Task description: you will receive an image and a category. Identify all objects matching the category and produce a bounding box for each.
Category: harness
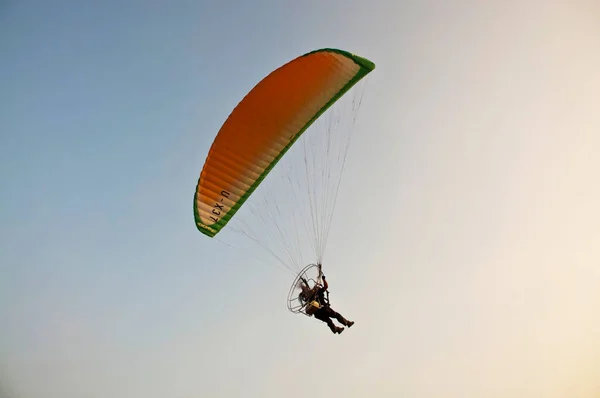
[301,277,330,315]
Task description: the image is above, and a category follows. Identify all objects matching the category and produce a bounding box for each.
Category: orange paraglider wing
[194,48,375,237]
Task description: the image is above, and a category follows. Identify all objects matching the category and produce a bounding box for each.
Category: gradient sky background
[1,1,600,397]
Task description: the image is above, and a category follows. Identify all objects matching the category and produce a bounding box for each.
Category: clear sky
[1,1,600,397]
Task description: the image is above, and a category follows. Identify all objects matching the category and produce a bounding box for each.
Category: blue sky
[2,1,600,397]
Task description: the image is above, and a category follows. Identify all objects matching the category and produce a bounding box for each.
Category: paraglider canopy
[194,48,375,238]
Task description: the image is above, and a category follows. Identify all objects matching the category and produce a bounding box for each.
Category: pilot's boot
[335,313,354,328]
[326,320,339,334]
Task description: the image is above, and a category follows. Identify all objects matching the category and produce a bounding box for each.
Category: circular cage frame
[286,263,324,316]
